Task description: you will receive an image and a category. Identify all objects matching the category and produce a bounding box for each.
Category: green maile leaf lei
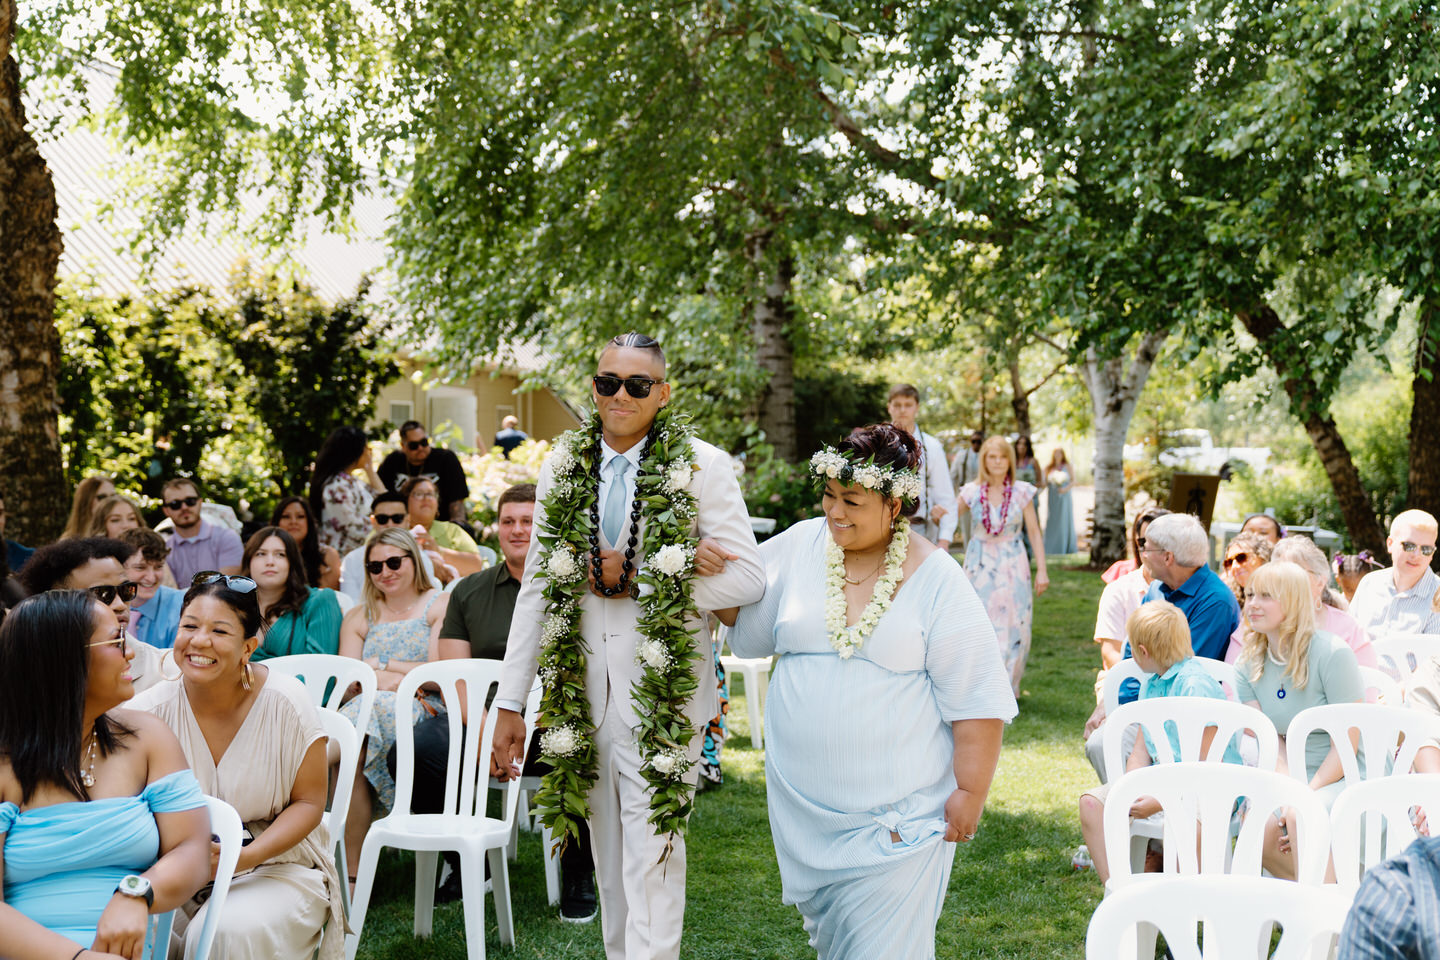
[530,406,701,859]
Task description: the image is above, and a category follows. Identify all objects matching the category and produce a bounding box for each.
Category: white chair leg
[460,851,489,960]
[344,838,384,960]
[508,813,520,861]
[335,840,352,919]
[542,822,560,906]
[1128,834,1148,876]
[489,845,515,946]
[749,666,768,750]
[413,851,439,939]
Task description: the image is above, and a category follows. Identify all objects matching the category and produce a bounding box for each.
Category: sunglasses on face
[89,581,140,605]
[87,633,129,655]
[163,495,200,511]
[405,437,430,451]
[190,571,259,593]
[1400,541,1438,557]
[373,512,407,525]
[366,555,411,575]
[592,375,663,399]
[1223,553,1250,568]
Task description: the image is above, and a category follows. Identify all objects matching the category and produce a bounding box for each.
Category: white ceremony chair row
[143,795,243,960]
[1371,633,1440,693]
[719,646,771,751]
[1329,772,1440,898]
[1282,702,1440,785]
[1100,658,1238,717]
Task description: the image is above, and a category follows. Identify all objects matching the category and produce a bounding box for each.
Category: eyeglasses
[87,634,129,655]
[88,581,140,605]
[1135,537,1146,551]
[190,572,258,594]
[593,375,663,399]
[1400,541,1438,557]
[163,495,199,511]
[405,437,430,451]
[1223,553,1250,568]
[366,555,411,575]
[409,489,439,500]
[373,512,407,525]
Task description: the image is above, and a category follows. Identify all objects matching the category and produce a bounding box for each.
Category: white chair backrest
[1103,763,1331,885]
[1102,657,1236,715]
[333,591,356,614]
[1101,696,1277,781]
[1357,665,1404,705]
[1284,702,1440,783]
[1086,874,1350,960]
[393,660,535,826]
[264,654,377,739]
[318,709,360,844]
[1371,634,1440,687]
[1329,773,1440,896]
[194,796,243,960]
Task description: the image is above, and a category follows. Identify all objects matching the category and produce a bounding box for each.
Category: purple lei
[980,477,1014,536]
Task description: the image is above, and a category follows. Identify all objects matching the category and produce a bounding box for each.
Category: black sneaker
[435,856,487,904]
[559,871,598,924]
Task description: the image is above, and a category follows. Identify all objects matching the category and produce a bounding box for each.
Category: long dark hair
[240,527,309,622]
[0,591,135,803]
[270,497,324,587]
[309,426,369,520]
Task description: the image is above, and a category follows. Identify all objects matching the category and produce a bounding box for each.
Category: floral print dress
[960,481,1038,685]
[321,472,373,554]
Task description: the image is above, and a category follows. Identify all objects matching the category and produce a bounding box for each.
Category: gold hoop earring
[242,660,254,691]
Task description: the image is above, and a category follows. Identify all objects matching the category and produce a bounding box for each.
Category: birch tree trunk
[0,0,68,544]
[1078,329,1169,566]
[750,250,798,460]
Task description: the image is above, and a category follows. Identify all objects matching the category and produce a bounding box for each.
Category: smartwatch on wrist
[115,873,154,909]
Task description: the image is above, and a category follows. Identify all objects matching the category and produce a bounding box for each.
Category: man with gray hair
[1138,513,1238,661]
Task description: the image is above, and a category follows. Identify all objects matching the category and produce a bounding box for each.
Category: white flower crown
[809,446,924,501]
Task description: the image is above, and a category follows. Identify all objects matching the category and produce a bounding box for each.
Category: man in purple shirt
[160,477,242,584]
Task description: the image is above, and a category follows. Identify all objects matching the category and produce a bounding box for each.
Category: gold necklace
[842,551,887,586]
[80,729,98,787]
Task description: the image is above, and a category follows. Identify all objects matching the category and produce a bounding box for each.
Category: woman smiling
[401,477,484,577]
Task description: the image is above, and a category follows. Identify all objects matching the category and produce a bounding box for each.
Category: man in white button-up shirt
[491,333,764,960]
[1351,509,1440,636]
[887,384,958,551]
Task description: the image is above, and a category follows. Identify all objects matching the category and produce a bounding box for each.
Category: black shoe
[559,871,598,924]
[435,856,487,904]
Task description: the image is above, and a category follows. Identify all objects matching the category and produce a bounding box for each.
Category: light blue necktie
[602,456,632,546]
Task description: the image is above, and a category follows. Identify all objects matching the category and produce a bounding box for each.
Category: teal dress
[0,769,206,947]
[1043,477,1077,556]
[251,587,344,660]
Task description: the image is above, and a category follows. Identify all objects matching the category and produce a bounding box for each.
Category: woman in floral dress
[309,425,386,555]
[956,436,1048,694]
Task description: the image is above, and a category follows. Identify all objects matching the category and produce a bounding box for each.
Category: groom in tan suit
[491,332,764,959]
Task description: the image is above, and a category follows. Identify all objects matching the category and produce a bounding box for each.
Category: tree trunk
[1078,329,1169,566]
[749,250,798,460]
[1008,355,1031,438]
[1408,299,1440,521]
[0,0,68,545]
[1235,304,1386,555]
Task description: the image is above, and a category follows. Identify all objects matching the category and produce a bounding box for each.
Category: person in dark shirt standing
[390,482,598,921]
[493,415,529,459]
[377,420,472,527]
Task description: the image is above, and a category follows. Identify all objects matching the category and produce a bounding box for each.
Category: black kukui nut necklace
[588,429,654,597]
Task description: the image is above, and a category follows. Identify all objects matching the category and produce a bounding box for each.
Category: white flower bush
[540,724,583,759]
[650,543,690,577]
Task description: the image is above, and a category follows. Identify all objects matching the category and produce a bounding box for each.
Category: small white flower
[854,465,884,489]
[665,462,694,494]
[545,547,582,583]
[892,474,923,500]
[547,438,576,476]
[651,543,689,577]
[540,724,583,759]
[541,614,572,645]
[636,638,672,670]
[648,747,690,778]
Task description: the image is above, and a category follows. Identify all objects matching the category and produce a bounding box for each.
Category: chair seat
[370,813,513,846]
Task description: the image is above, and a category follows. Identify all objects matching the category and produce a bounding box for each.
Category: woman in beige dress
[132,572,343,960]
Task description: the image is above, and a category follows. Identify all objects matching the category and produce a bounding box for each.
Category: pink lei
[980,478,1014,536]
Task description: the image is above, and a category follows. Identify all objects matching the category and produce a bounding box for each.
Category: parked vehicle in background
[1123,429,1270,473]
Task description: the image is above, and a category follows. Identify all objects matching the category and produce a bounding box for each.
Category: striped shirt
[1338,836,1440,959]
[1350,566,1440,637]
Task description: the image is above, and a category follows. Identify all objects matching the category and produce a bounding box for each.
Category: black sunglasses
[1223,553,1250,568]
[163,495,200,511]
[372,512,407,525]
[89,581,140,605]
[593,375,663,399]
[405,437,430,451]
[190,571,258,594]
[366,555,411,575]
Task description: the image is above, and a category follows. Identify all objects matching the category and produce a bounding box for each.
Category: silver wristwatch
[115,873,154,909]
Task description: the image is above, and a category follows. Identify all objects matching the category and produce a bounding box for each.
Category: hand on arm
[693,538,738,577]
[944,718,1004,843]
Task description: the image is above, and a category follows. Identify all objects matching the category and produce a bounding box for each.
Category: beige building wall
[372,360,580,450]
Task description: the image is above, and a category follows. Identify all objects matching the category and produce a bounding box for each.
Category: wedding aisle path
[356,563,1104,959]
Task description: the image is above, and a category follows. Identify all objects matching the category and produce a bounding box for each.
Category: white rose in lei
[636,638,671,670]
[666,462,693,494]
[651,543,689,577]
[546,547,581,583]
[541,725,581,758]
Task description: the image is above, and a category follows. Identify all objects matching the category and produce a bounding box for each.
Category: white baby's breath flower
[547,438,576,476]
[651,544,689,577]
[892,474,923,500]
[635,638,672,670]
[541,614,572,645]
[540,725,583,759]
[648,747,690,778]
[853,465,884,489]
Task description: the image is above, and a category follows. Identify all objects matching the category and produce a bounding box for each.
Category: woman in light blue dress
[1042,448,1078,557]
[0,590,210,958]
[725,424,1016,960]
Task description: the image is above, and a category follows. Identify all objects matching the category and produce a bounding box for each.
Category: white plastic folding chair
[1358,665,1404,705]
[1371,634,1440,691]
[1284,702,1440,784]
[1329,773,1440,899]
[317,708,361,917]
[1086,874,1350,960]
[500,682,559,906]
[346,660,536,960]
[1101,657,1238,715]
[265,653,378,743]
[718,647,771,750]
[172,795,243,960]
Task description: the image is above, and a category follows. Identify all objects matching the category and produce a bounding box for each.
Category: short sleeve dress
[320,472,374,555]
[728,517,1017,960]
[959,480,1038,686]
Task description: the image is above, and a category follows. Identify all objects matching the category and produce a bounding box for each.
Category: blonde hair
[1126,601,1193,669]
[1237,562,1317,690]
[60,475,116,540]
[360,527,432,622]
[1271,535,1344,609]
[1391,509,1439,537]
[975,436,1017,486]
[86,494,147,537]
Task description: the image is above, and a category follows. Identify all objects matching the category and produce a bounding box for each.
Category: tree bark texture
[1234,304,1385,556]
[0,0,68,545]
[1008,355,1032,439]
[750,252,798,461]
[1408,300,1440,523]
[1078,329,1169,567]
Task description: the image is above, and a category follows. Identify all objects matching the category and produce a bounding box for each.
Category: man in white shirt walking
[887,384,958,551]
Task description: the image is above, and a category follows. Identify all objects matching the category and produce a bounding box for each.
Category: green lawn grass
[356,561,1104,959]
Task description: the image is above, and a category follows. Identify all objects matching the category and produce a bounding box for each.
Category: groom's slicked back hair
[603,332,666,373]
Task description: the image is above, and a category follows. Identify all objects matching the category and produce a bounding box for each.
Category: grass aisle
[357,563,1104,958]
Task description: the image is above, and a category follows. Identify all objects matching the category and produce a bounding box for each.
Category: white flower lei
[824,516,910,659]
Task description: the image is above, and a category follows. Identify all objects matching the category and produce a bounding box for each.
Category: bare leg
[345,759,374,891]
[1261,808,1297,880]
[1079,792,1111,884]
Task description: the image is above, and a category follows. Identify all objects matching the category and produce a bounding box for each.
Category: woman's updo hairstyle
[836,423,922,517]
[182,576,266,638]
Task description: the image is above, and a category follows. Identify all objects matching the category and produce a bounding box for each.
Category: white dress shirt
[915,429,958,543]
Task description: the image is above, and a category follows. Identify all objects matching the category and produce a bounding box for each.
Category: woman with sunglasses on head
[130,573,343,960]
[401,476,484,577]
[241,527,343,661]
[60,476,117,541]
[309,426,385,557]
[271,497,341,591]
[336,527,448,876]
[0,590,211,960]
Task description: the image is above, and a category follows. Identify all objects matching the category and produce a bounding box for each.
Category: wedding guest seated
[21,537,169,693]
[378,420,472,526]
[1350,509,1440,636]
[310,426,387,557]
[1338,835,1440,959]
[1139,514,1239,661]
[1334,551,1383,604]
[403,476,484,577]
[87,494,145,540]
[337,492,440,601]
[272,497,341,591]
[160,479,244,584]
[60,475,117,541]
[132,573,343,959]
[1241,512,1285,544]
[1221,531,1273,608]
[1270,536,1375,667]
[241,527,344,660]
[1078,601,1243,884]
[0,590,211,958]
[337,528,448,877]
[119,528,185,650]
